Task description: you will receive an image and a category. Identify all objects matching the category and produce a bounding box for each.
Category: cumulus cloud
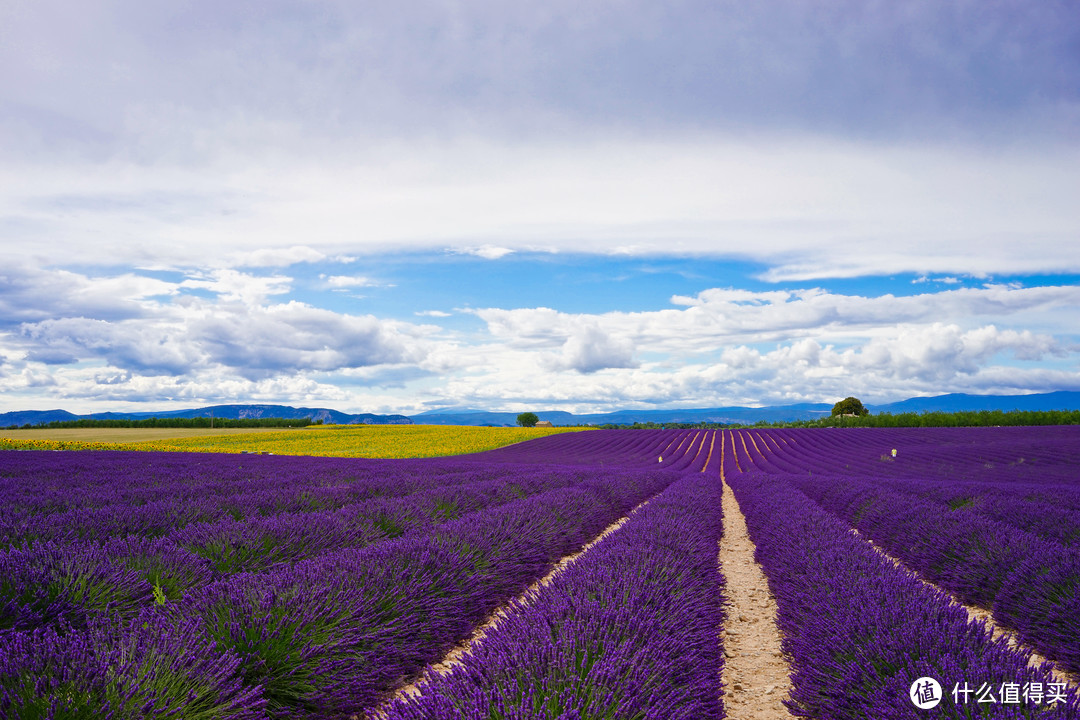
[3,259,1078,413]
[180,269,292,305]
[420,285,1080,410]
[544,325,638,374]
[456,246,515,260]
[0,264,177,326]
[6,278,442,392]
[189,301,424,380]
[1,367,355,409]
[19,317,199,375]
[475,284,1080,356]
[422,321,1076,412]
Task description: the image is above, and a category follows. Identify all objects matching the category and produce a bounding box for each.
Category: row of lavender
[750,426,1080,678]
[0,451,600,544]
[383,473,728,719]
[495,425,1080,716]
[759,425,1080,497]
[725,426,1080,547]
[728,472,1080,719]
[477,428,717,472]
[1,458,638,631]
[790,472,1080,679]
[0,448,678,718]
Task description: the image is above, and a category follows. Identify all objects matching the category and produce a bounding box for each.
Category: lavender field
[2,426,1080,718]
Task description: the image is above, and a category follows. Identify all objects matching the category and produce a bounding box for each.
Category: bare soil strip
[851,528,1080,690]
[690,430,708,466]
[719,478,797,719]
[671,431,693,457]
[731,432,745,473]
[701,430,717,472]
[365,496,655,718]
[738,432,761,472]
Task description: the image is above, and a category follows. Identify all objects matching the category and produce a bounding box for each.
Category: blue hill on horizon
[0,404,412,427]
[3,391,1079,428]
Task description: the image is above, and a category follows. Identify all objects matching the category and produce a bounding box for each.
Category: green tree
[831,397,869,417]
[516,412,539,427]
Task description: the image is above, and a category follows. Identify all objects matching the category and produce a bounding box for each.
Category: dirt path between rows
[719,479,797,720]
[852,528,1080,691]
[363,496,654,719]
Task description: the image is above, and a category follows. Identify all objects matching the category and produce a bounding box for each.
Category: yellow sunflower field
[0,424,591,458]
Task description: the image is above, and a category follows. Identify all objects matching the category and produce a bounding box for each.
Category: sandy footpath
[719,479,797,719]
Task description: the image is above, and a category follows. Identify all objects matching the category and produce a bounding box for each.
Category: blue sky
[1,1,1079,414]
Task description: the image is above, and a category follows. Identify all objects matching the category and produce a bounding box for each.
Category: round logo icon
[910,677,943,709]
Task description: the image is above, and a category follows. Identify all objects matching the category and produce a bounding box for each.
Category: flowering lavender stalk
[383,473,726,720]
[729,473,1080,719]
[792,474,1080,677]
[0,541,153,632]
[172,477,672,718]
[0,609,266,719]
[166,471,581,575]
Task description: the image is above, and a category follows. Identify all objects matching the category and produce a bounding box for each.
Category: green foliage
[831,397,869,417]
[516,412,539,428]
[597,408,1080,430]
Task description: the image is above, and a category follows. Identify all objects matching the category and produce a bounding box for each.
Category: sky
[2,0,1079,415]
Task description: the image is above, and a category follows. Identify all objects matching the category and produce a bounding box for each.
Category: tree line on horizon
[592,408,1080,430]
[4,417,313,430]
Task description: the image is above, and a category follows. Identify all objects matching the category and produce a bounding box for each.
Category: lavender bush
[729,472,1080,719]
[383,473,727,720]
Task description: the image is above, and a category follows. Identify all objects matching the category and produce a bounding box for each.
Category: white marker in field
[892,448,897,457]
[658,456,663,463]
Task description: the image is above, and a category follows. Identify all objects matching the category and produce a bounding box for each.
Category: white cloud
[414,321,1076,412]
[3,137,1078,279]
[319,274,394,289]
[180,269,292,305]
[0,264,177,324]
[228,245,325,268]
[3,263,1078,413]
[840,324,1061,383]
[544,325,637,374]
[456,246,515,260]
[20,317,199,375]
[189,301,427,380]
[474,284,1080,356]
[4,2,1077,414]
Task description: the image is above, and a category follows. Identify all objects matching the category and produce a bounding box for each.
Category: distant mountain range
[410,403,835,426]
[0,404,412,427]
[3,391,1079,429]
[412,391,1080,426]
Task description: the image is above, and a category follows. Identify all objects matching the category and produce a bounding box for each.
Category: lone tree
[831,397,869,417]
[516,412,539,427]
